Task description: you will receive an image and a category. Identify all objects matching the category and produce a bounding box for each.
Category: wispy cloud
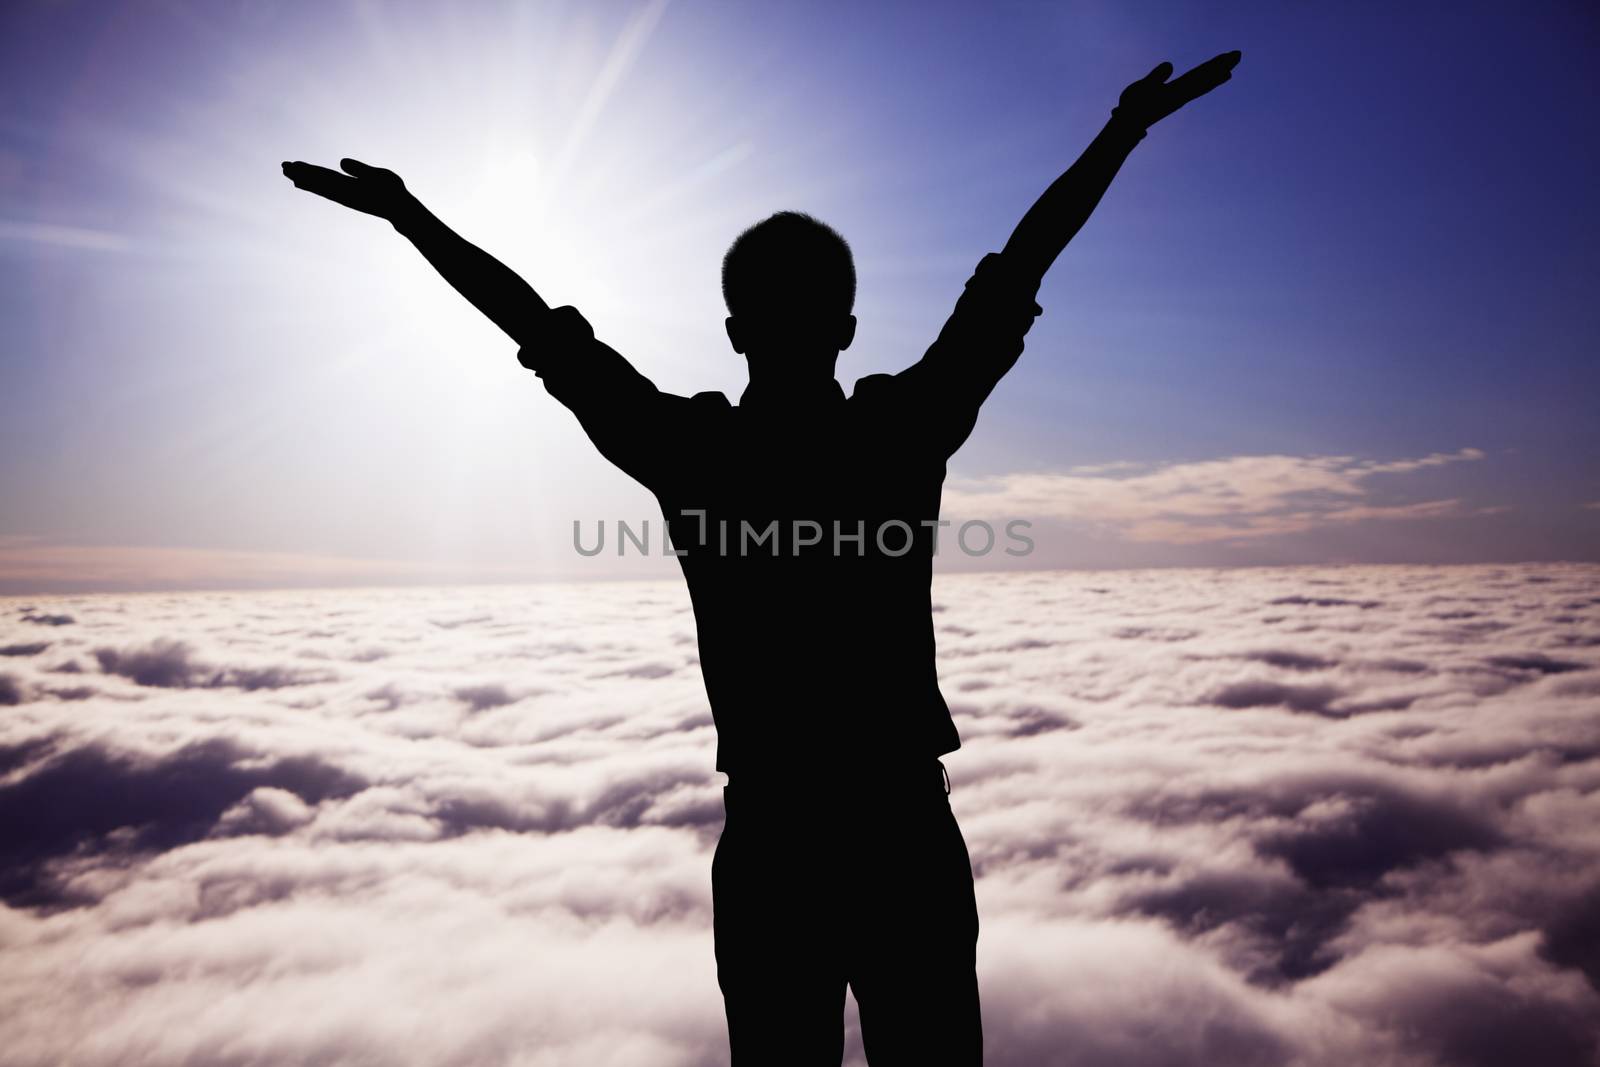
[0,537,545,593]
[943,449,1491,544]
[0,219,129,252]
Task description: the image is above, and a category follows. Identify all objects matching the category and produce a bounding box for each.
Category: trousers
[712,762,982,1065]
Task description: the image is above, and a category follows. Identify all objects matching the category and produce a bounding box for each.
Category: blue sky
[2,0,1596,590]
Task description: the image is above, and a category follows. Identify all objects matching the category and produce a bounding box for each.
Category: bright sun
[84,0,888,575]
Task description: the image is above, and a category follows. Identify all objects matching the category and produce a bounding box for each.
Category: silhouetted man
[285,52,1239,1066]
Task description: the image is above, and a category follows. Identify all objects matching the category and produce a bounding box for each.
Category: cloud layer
[1,563,1598,1065]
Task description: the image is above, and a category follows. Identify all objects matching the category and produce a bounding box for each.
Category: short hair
[721,211,856,319]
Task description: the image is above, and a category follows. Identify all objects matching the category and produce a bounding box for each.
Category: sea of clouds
[2,563,1598,1066]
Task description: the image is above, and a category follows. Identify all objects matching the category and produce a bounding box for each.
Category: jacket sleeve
[519,305,680,490]
[891,252,1045,459]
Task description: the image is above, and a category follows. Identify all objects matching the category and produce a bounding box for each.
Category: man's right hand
[281,158,418,223]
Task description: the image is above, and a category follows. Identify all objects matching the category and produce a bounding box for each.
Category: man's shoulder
[848,372,903,402]
[636,388,731,413]
[688,389,733,409]
[656,389,733,432]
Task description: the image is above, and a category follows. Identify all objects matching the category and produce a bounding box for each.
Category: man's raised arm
[281,157,557,350]
[281,158,675,487]
[897,52,1240,459]
[1001,51,1241,286]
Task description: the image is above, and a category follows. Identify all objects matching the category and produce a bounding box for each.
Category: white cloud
[943,448,1490,544]
[0,563,1597,1065]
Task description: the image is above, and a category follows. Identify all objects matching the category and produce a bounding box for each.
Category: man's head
[722,212,857,370]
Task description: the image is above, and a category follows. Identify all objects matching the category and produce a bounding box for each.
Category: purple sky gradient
[2,1,1597,592]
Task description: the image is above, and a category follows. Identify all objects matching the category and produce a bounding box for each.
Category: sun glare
[218,3,784,475]
[44,0,889,574]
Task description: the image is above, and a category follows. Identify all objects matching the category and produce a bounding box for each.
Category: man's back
[530,253,1046,778]
[660,373,956,775]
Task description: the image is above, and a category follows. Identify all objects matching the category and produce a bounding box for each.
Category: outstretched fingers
[1167,50,1242,103]
[1141,60,1175,87]
[280,160,374,213]
[340,158,384,178]
[283,161,344,187]
[282,162,352,192]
